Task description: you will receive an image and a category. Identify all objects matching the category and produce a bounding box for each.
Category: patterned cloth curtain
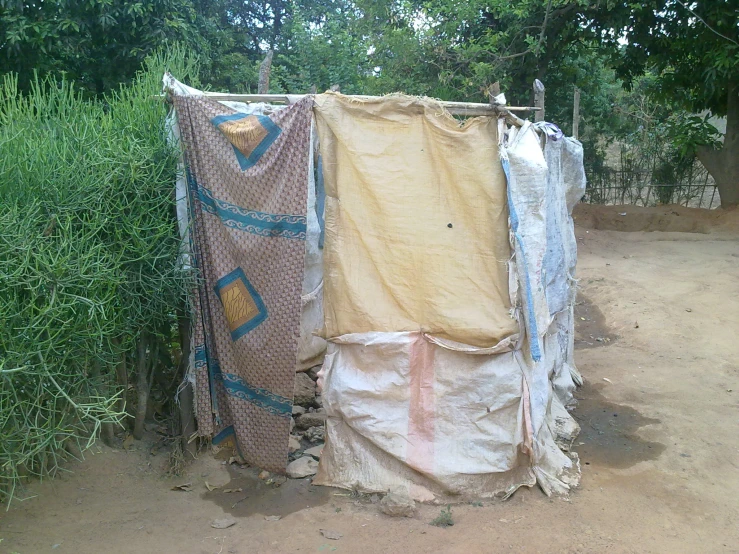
[173,95,313,472]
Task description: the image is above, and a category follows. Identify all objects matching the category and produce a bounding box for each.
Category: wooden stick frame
[161,90,537,126]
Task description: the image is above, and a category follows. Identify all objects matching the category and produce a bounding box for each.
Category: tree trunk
[146,338,160,420]
[89,355,116,447]
[258,50,274,95]
[133,332,149,440]
[114,341,129,429]
[101,423,115,447]
[697,80,739,208]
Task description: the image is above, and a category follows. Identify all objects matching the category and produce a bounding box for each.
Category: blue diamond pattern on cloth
[211,113,282,171]
[214,267,268,340]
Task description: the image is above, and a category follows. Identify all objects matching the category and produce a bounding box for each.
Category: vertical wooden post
[176,310,196,458]
[258,50,274,94]
[487,82,502,111]
[533,79,545,122]
[572,86,581,139]
[179,383,197,458]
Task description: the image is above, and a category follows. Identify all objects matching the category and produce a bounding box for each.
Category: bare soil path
[2,206,738,554]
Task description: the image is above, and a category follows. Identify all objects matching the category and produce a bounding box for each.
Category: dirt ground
[2,205,738,554]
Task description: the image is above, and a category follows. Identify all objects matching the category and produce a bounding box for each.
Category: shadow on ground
[573,382,665,469]
[574,292,619,349]
[204,465,334,517]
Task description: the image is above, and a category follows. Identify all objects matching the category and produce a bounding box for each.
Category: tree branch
[674,0,739,47]
[538,0,554,53]
[498,49,533,61]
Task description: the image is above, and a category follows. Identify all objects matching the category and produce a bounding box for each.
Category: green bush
[0,48,197,504]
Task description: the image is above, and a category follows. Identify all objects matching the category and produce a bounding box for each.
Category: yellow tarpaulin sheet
[314,93,518,347]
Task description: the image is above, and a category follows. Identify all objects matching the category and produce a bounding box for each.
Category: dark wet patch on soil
[575,293,618,349]
[204,466,334,518]
[573,382,665,469]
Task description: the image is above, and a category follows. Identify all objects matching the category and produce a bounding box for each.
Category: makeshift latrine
[166,74,586,500]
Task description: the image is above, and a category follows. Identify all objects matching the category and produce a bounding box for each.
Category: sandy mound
[573,203,739,233]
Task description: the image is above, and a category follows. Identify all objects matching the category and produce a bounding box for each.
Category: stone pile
[285,364,325,479]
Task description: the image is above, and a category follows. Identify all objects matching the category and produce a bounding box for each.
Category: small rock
[211,517,237,529]
[380,493,417,518]
[288,435,301,453]
[304,444,324,459]
[370,494,380,504]
[295,412,327,430]
[314,394,323,407]
[264,515,281,521]
[307,365,321,381]
[258,470,270,480]
[293,373,316,407]
[292,405,306,416]
[286,456,319,478]
[320,529,342,540]
[304,426,325,443]
[290,418,295,433]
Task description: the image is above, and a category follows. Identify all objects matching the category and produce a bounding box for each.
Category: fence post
[572,86,580,139]
[533,79,545,122]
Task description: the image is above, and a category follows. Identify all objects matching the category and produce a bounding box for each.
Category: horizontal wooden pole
[161,92,540,114]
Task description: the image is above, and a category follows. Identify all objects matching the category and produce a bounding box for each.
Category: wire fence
[584,167,719,209]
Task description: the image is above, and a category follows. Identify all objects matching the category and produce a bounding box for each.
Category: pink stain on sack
[407,333,436,475]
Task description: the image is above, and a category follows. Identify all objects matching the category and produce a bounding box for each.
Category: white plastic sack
[314,332,535,500]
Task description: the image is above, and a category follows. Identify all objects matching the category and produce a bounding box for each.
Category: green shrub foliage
[0,49,197,503]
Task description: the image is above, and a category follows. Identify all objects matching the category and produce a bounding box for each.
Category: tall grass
[0,47,198,504]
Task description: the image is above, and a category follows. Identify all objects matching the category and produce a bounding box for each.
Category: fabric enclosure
[168,77,585,498]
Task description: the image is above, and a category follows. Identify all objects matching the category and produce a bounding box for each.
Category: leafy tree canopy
[2,0,738,204]
[0,0,209,94]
